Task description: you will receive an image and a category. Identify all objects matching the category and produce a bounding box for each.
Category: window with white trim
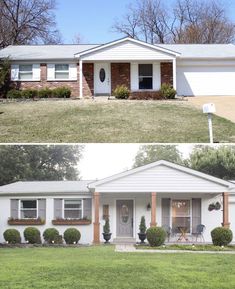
[138,64,153,89]
[20,200,37,219]
[172,200,190,233]
[64,199,83,219]
[19,64,33,80]
[55,64,69,80]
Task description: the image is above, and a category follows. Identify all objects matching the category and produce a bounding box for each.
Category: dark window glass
[139,64,152,76]
[99,68,106,82]
[139,64,153,89]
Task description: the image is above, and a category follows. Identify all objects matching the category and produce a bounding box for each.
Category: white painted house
[1,37,235,97]
[0,160,234,244]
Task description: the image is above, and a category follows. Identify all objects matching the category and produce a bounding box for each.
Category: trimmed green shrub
[43,228,60,244]
[64,228,81,244]
[113,85,130,99]
[7,89,22,99]
[146,227,166,247]
[211,227,233,246]
[160,83,176,99]
[21,89,38,99]
[23,227,41,244]
[38,87,52,98]
[52,87,71,98]
[139,216,147,233]
[3,229,21,244]
[103,218,110,234]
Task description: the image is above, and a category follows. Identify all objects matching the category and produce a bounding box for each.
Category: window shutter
[11,64,19,81]
[32,64,41,81]
[54,199,63,219]
[69,63,77,80]
[38,199,46,220]
[161,198,170,228]
[83,198,92,219]
[10,199,19,218]
[47,64,55,80]
[192,198,201,234]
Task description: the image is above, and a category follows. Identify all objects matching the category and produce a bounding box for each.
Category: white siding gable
[81,41,175,61]
[94,164,229,193]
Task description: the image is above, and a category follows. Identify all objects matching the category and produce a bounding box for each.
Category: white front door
[94,63,111,95]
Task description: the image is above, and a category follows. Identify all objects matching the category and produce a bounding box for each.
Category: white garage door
[177,66,235,96]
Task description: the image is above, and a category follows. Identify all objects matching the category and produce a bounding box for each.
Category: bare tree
[112,0,235,44]
[0,0,62,48]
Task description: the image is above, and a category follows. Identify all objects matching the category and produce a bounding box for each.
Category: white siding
[81,41,175,61]
[95,164,228,193]
[177,60,235,96]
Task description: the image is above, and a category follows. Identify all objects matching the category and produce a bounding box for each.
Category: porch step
[113,238,136,245]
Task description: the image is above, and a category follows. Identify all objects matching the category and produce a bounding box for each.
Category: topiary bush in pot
[3,229,21,244]
[146,226,166,247]
[113,85,130,99]
[64,228,81,244]
[211,227,233,246]
[160,83,176,99]
[43,228,60,244]
[24,227,41,244]
[103,218,112,244]
[138,216,147,244]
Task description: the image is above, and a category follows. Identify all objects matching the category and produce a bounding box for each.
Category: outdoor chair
[193,224,206,242]
[162,225,172,242]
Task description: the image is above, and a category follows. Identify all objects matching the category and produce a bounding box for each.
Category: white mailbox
[203,103,216,114]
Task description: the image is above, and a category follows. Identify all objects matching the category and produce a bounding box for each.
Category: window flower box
[8,218,45,225]
[52,219,91,225]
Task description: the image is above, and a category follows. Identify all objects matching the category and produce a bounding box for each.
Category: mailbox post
[202,103,216,143]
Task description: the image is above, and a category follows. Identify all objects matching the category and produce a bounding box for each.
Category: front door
[116,200,133,237]
[94,63,111,95]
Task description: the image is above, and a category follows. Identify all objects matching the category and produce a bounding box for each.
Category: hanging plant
[214,202,221,210]
[208,202,221,211]
[208,203,216,211]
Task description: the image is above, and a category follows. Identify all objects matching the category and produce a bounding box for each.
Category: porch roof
[89,160,232,194]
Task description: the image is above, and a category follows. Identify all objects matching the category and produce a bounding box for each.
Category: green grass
[0,99,235,142]
[0,246,235,289]
[136,244,235,251]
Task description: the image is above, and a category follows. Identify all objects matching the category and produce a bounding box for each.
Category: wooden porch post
[93,192,100,244]
[222,192,230,228]
[150,192,157,227]
[172,58,177,91]
[79,59,83,99]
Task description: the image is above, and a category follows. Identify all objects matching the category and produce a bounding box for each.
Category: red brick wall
[14,63,94,98]
[160,62,173,86]
[111,63,130,93]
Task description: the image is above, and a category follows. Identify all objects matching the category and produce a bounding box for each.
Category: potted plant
[138,216,147,244]
[102,218,112,244]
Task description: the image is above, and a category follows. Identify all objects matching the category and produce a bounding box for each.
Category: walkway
[186,96,235,123]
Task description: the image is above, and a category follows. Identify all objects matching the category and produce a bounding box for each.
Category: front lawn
[136,244,235,251]
[0,99,235,142]
[0,246,234,288]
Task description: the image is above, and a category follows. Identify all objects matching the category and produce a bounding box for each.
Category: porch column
[93,192,100,244]
[222,192,230,228]
[150,192,157,227]
[79,59,83,99]
[172,58,177,91]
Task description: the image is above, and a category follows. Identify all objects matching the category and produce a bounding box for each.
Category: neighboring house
[0,160,234,244]
[1,37,235,97]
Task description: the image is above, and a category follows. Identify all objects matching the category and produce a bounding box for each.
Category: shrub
[24,227,41,244]
[38,87,52,98]
[113,85,130,99]
[146,227,166,247]
[0,58,11,98]
[64,228,81,244]
[43,228,60,244]
[160,83,176,99]
[52,87,71,98]
[7,89,22,99]
[211,227,233,246]
[3,229,21,244]
[103,218,110,234]
[139,216,146,234]
[21,89,38,99]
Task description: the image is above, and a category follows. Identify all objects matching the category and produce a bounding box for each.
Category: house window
[20,200,37,219]
[64,199,82,219]
[19,64,33,80]
[172,200,190,233]
[55,64,69,79]
[138,64,153,89]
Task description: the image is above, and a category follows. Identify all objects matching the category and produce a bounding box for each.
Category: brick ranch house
[0,160,234,244]
[1,37,235,97]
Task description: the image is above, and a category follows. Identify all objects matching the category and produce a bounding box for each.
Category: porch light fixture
[147,203,151,211]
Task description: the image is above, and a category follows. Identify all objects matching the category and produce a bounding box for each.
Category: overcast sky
[79,144,195,180]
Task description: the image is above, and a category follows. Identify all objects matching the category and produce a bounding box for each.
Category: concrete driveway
[186,96,235,123]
